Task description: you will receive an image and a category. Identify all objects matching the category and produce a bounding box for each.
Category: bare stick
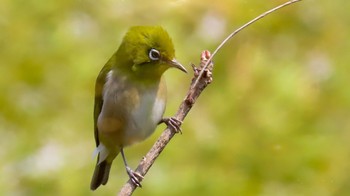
[118,0,302,195]
[192,0,303,89]
[118,51,214,196]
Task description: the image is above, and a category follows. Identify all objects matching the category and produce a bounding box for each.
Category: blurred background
[1,0,349,195]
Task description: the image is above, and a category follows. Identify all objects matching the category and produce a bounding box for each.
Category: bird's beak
[168,59,187,73]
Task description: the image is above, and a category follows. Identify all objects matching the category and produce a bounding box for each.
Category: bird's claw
[161,117,183,134]
[126,166,144,187]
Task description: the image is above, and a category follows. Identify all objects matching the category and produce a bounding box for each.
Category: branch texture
[118,0,302,195]
[118,51,214,196]
[192,0,302,88]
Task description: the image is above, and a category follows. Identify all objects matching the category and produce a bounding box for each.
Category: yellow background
[1,0,349,195]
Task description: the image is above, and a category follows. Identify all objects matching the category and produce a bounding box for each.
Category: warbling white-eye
[90,26,187,190]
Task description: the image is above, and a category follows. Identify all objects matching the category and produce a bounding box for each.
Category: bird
[90,26,187,190]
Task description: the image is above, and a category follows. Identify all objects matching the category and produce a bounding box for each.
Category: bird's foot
[126,166,144,187]
[160,117,183,134]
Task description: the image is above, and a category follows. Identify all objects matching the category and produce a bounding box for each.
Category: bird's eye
[149,48,161,61]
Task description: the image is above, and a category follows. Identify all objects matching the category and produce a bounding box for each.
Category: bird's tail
[90,159,112,190]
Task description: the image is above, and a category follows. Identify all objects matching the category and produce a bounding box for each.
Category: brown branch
[118,50,213,196]
[118,0,302,195]
[192,0,302,88]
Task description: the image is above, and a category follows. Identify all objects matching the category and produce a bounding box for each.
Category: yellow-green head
[111,26,187,80]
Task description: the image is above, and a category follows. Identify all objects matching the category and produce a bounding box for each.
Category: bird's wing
[93,64,112,146]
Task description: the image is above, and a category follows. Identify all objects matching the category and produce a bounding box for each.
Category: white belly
[98,70,166,147]
[125,90,165,144]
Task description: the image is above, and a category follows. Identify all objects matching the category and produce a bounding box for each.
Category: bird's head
[118,26,187,80]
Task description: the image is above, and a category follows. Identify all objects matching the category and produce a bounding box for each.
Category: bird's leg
[159,117,183,134]
[120,148,144,187]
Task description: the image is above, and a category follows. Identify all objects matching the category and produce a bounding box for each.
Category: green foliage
[1,0,350,195]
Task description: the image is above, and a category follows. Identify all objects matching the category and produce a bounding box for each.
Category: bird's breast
[126,89,165,142]
[98,70,167,146]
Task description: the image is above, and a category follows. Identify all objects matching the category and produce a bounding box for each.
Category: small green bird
[90,26,187,190]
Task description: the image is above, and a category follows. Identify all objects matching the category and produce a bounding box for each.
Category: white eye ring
[149,48,161,61]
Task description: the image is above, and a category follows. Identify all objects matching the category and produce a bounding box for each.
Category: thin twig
[118,0,302,195]
[118,51,214,196]
[191,0,303,89]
